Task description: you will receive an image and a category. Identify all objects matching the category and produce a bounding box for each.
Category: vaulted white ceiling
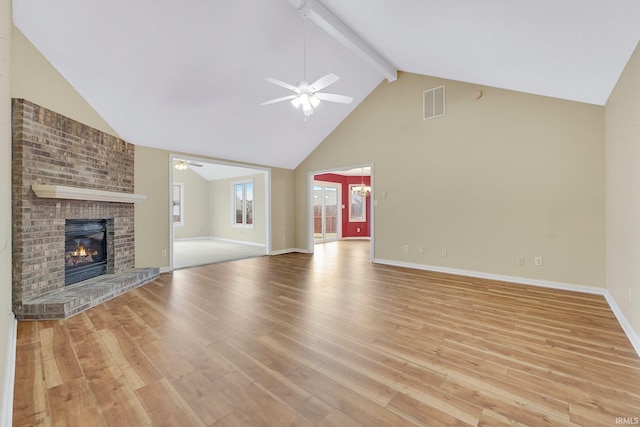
[12,0,640,169]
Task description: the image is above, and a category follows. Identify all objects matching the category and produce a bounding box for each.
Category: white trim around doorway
[169,154,271,271]
[307,163,374,262]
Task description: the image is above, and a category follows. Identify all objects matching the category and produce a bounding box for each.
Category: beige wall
[134,146,172,268]
[1,0,13,416]
[11,25,116,136]
[271,167,297,251]
[173,168,211,239]
[296,72,605,288]
[606,42,640,336]
[210,173,267,245]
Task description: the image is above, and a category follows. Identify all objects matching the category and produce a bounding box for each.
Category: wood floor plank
[65,313,153,426]
[214,371,308,427]
[135,378,206,427]
[169,370,236,425]
[317,410,362,427]
[212,409,259,427]
[128,291,234,381]
[287,364,416,427]
[387,391,475,427]
[137,338,197,382]
[13,323,50,427]
[46,377,106,427]
[39,323,83,388]
[212,337,332,424]
[13,241,640,426]
[96,328,163,390]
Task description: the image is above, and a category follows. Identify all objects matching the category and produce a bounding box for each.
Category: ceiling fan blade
[314,92,353,104]
[265,78,299,93]
[261,95,298,106]
[309,73,339,92]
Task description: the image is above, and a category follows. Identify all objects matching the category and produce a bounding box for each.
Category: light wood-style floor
[13,241,640,426]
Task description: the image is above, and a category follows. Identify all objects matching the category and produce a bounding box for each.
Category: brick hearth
[12,99,158,320]
[20,269,159,320]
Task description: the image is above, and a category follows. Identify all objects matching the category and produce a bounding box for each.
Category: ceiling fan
[174,159,203,170]
[261,10,353,119]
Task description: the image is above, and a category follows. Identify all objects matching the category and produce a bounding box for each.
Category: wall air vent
[423,85,445,120]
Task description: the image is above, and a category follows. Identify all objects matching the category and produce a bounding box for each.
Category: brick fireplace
[12,99,158,320]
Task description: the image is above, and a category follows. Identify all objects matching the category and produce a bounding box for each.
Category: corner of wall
[2,0,14,423]
[604,41,640,348]
[0,314,16,427]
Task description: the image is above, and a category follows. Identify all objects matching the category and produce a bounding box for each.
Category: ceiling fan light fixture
[302,105,314,118]
[300,93,313,110]
[261,12,352,119]
[174,160,188,170]
[291,93,320,117]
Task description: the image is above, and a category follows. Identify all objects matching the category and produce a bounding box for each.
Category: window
[233,180,253,227]
[172,183,184,226]
[348,185,366,222]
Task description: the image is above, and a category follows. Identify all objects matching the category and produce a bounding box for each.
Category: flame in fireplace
[71,243,97,257]
[65,242,99,266]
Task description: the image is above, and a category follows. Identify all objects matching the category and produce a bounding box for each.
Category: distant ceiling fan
[261,10,353,119]
[174,159,203,170]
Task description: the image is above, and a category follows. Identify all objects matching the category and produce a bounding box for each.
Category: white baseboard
[208,237,265,248]
[159,266,172,274]
[173,236,210,242]
[1,313,16,427]
[373,257,640,358]
[174,240,309,256]
[603,291,640,357]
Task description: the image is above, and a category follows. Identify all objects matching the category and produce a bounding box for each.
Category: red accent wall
[314,173,371,238]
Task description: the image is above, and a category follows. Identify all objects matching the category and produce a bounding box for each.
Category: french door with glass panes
[313,181,341,242]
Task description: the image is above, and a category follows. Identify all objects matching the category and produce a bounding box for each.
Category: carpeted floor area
[173,238,266,269]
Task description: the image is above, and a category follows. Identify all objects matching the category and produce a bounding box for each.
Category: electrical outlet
[441,248,448,257]
[403,245,409,253]
[357,227,360,232]
[517,257,524,265]
[534,256,543,266]
[161,249,167,257]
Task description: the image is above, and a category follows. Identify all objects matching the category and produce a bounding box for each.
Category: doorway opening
[309,165,373,260]
[169,154,271,270]
[314,181,341,242]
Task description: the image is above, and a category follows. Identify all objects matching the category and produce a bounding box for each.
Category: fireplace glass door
[64,219,108,285]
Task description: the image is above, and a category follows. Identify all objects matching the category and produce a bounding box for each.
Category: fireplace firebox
[65,219,108,285]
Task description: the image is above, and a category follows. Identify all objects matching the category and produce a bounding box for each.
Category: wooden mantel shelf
[31,184,147,203]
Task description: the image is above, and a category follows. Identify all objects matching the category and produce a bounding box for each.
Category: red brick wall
[11,99,136,312]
